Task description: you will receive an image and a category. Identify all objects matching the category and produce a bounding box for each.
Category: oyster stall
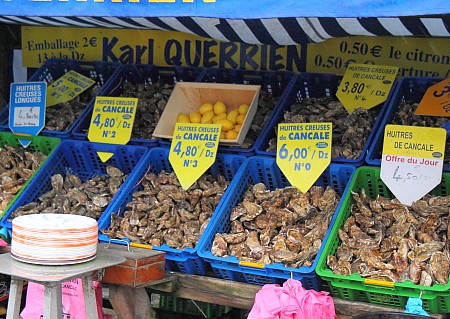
[0,1,449,318]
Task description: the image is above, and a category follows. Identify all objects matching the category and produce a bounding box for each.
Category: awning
[0,1,448,44]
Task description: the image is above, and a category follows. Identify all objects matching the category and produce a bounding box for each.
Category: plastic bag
[248,279,336,319]
[20,279,112,319]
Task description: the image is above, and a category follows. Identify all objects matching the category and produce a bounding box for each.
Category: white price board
[380,124,446,205]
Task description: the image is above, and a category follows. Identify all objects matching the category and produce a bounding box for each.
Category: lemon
[212,113,227,122]
[234,124,242,132]
[238,103,250,115]
[189,111,202,123]
[236,114,246,125]
[214,101,227,115]
[226,110,239,124]
[201,110,215,124]
[199,103,214,115]
[215,119,234,131]
[177,113,190,123]
[225,130,239,140]
[220,131,226,139]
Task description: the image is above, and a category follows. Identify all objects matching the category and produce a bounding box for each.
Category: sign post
[9,82,47,148]
[380,124,446,205]
[276,123,332,193]
[169,123,221,190]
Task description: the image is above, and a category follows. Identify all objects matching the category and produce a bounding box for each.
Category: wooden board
[145,272,446,319]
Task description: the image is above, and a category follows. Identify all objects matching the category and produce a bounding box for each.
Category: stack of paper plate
[11,214,98,265]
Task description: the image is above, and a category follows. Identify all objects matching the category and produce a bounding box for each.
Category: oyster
[45,86,99,132]
[211,184,339,268]
[328,190,450,286]
[0,146,47,214]
[10,166,127,220]
[102,171,229,249]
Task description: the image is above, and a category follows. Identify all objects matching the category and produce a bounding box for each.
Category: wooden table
[0,251,125,319]
[108,271,447,319]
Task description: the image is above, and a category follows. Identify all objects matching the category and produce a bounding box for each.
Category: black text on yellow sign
[380,125,445,206]
[276,122,332,193]
[307,36,450,78]
[169,123,221,190]
[336,63,398,114]
[46,70,95,107]
[21,26,302,72]
[88,96,138,162]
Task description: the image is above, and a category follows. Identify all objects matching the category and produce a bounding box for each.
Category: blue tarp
[0,0,448,19]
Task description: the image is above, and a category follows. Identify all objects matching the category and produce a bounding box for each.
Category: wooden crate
[152,82,260,145]
[99,243,166,287]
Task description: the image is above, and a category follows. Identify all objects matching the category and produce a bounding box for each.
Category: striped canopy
[0,0,448,44]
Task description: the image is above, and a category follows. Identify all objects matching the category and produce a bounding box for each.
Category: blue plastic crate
[0,58,121,139]
[254,73,392,166]
[366,76,447,169]
[159,68,295,156]
[197,157,355,289]
[0,140,149,230]
[98,147,246,275]
[72,64,206,146]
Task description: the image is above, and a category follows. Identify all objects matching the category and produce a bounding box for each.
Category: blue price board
[9,82,47,148]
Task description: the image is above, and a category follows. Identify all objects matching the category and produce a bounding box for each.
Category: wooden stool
[0,251,125,319]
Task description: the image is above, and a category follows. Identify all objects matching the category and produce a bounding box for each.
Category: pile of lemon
[177,101,250,139]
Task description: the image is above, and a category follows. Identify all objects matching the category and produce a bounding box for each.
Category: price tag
[336,63,398,114]
[276,123,332,193]
[380,124,446,205]
[88,96,138,162]
[169,123,221,190]
[9,82,47,148]
[46,70,95,107]
[415,78,450,116]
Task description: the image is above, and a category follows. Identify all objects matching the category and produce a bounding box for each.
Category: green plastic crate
[316,166,450,313]
[159,294,232,318]
[0,132,60,220]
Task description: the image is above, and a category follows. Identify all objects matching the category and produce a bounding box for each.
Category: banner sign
[21,27,449,79]
[307,36,450,78]
[21,27,302,71]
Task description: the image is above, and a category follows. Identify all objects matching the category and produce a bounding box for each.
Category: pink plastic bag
[20,279,112,319]
[248,279,336,319]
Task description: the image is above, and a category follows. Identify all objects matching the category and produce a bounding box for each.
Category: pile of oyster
[391,101,450,161]
[102,171,229,249]
[120,81,173,140]
[0,146,47,214]
[45,86,99,132]
[327,189,450,286]
[10,166,127,220]
[265,97,380,160]
[211,183,339,268]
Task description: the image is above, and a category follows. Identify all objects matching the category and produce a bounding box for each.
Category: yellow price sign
[336,63,398,114]
[46,70,95,107]
[88,96,138,162]
[415,78,450,116]
[381,124,445,205]
[169,123,221,190]
[276,123,332,193]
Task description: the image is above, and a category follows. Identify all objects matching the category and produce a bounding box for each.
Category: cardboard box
[99,243,166,287]
[152,82,260,145]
